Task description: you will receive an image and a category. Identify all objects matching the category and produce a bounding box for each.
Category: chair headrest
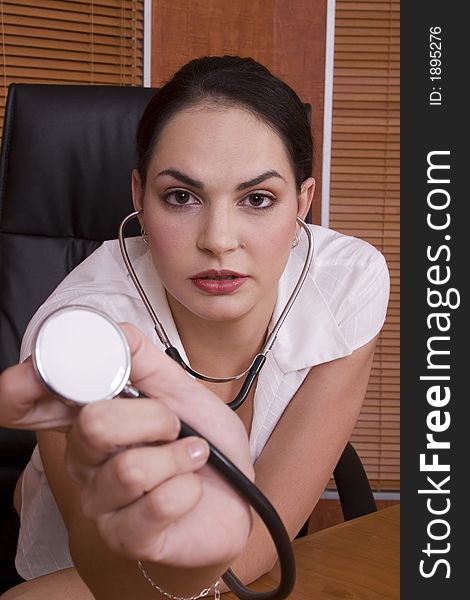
[0,84,157,240]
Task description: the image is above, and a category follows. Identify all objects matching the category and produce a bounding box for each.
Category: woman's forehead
[148,105,294,185]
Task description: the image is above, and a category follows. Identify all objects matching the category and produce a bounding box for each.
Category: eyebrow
[236,170,287,191]
[156,169,204,189]
[155,168,287,191]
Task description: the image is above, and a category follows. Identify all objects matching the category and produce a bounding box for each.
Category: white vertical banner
[143,0,152,87]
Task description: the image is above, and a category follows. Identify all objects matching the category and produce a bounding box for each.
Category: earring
[291,230,300,249]
[141,225,148,245]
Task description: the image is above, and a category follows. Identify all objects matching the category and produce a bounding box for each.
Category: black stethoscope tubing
[120,383,295,599]
[182,420,296,599]
[165,347,266,411]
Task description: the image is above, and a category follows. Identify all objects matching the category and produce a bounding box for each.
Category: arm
[224,336,378,585]
[35,324,254,599]
[37,430,229,599]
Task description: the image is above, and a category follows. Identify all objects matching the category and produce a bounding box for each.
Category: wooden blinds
[0,0,144,126]
[329,0,399,491]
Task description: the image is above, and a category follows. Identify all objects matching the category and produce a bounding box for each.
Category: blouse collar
[269,246,351,373]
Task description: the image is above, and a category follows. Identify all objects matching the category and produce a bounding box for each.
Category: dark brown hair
[136,56,314,191]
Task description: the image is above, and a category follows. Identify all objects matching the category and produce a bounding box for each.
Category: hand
[65,323,254,569]
[0,359,79,431]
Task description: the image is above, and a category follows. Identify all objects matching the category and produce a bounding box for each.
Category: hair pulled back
[136,56,314,191]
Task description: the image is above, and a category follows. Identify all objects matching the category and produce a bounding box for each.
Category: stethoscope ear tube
[178,420,296,599]
[164,348,267,411]
[227,355,266,411]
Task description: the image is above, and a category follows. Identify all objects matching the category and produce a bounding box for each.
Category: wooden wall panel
[151,0,327,223]
[273,0,327,220]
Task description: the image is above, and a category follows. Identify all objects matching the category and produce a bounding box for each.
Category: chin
[193,306,249,323]
[166,284,262,324]
[187,296,254,323]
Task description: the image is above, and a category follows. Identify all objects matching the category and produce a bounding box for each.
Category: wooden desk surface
[225,505,399,599]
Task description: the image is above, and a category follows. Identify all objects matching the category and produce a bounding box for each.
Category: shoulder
[307,224,387,274]
[309,225,389,312]
[52,238,142,294]
[20,238,151,360]
[273,226,389,372]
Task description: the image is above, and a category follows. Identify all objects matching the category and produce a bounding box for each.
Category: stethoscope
[32,213,314,600]
[119,211,314,410]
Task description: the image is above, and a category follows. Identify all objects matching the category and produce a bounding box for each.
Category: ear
[297,177,316,220]
[131,169,144,213]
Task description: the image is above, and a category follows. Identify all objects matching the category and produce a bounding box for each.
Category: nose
[197,204,240,256]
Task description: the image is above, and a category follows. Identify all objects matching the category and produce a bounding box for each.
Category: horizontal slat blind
[0,0,144,126]
[329,0,399,491]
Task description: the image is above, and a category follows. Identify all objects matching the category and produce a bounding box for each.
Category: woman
[0,56,389,598]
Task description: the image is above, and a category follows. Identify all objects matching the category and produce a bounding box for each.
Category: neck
[167,292,277,379]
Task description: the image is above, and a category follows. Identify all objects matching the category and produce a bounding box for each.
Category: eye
[241,193,276,209]
[163,189,200,208]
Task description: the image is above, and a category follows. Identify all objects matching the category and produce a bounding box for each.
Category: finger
[0,361,78,431]
[66,397,181,481]
[81,437,209,517]
[95,472,204,559]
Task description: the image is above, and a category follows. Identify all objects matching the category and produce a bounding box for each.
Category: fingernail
[187,440,208,462]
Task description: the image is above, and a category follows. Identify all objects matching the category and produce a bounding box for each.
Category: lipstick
[190,269,248,295]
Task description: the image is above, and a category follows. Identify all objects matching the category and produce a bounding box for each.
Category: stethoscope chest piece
[32,305,131,406]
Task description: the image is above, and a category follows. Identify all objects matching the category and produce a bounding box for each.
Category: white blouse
[16,224,390,579]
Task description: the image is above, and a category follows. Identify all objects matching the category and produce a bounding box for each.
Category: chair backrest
[0,83,157,371]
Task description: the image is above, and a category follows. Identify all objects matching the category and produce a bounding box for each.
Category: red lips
[191,269,246,279]
[190,269,248,294]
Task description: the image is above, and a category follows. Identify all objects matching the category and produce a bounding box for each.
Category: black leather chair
[0,84,375,592]
[0,83,156,593]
